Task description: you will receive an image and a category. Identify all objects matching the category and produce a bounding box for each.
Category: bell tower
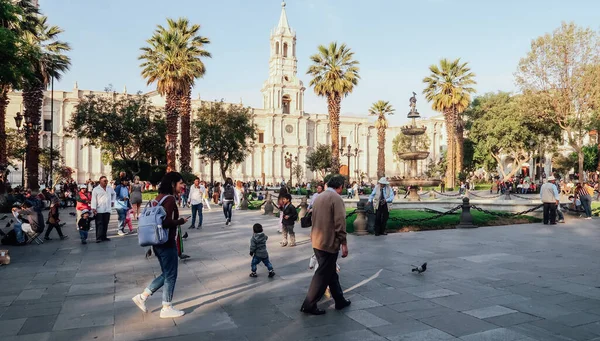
[261,2,305,115]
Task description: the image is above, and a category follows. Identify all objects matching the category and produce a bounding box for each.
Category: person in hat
[78,209,92,244]
[76,184,92,229]
[540,176,560,225]
[368,177,395,236]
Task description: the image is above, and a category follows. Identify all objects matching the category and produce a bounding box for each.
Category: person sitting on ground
[249,223,275,278]
[568,195,583,211]
[257,192,264,201]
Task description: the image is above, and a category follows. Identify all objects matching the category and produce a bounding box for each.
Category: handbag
[300,212,312,228]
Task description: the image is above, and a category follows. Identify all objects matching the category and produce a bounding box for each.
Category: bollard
[298,197,308,220]
[353,199,368,235]
[263,192,274,215]
[457,197,477,228]
[504,190,511,200]
[365,201,376,234]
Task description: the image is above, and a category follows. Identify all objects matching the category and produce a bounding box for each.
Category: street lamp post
[284,152,297,187]
[340,144,359,183]
[49,75,54,187]
[14,112,37,188]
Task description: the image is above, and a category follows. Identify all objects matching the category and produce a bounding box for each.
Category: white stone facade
[5,2,448,185]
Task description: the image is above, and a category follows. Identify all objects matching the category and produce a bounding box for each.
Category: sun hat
[81,209,90,215]
[548,176,556,181]
[378,177,390,185]
[79,184,86,189]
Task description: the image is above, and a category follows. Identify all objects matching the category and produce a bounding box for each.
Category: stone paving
[1,205,600,340]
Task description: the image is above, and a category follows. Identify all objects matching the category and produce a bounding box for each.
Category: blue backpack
[137,195,172,247]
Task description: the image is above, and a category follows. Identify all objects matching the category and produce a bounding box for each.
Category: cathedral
[5,2,447,185]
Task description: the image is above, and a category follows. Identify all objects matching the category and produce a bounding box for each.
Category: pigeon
[411,262,427,274]
[182,232,188,240]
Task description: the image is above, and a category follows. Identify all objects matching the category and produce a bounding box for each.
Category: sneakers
[179,254,190,260]
[585,217,593,220]
[132,294,148,313]
[225,219,230,226]
[117,230,126,236]
[249,272,258,277]
[160,305,185,319]
[60,235,69,240]
[558,220,565,223]
[268,270,275,278]
[188,225,196,229]
[227,219,231,225]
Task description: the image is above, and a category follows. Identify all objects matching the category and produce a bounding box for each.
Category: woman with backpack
[220,178,238,226]
[132,172,190,319]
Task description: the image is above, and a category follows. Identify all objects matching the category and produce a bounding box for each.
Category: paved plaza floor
[1,206,600,341]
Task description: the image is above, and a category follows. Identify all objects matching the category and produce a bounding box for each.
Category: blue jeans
[181,195,188,208]
[79,230,88,241]
[146,246,178,303]
[190,203,203,227]
[223,201,233,220]
[116,208,127,232]
[581,194,592,218]
[251,255,273,272]
[14,221,24,243]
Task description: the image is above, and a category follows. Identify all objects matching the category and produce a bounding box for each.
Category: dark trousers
[191,203,203,227]
[95,212,111,241]
[375,204,389,235]
[301,248,345,311]
[45,223,64,238]
[543,203,557,224]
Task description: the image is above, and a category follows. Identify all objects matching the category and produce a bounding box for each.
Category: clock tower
[261,2,305,115]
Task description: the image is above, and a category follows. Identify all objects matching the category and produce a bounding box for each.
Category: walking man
[187,177,204,229]
[540,176,559,225]
[115,177,130,236]
[91,176,116,242]
[369,177,394,236]
[300,175,351,315]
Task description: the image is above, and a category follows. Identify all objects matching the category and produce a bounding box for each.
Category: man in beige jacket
[300,175,351,315]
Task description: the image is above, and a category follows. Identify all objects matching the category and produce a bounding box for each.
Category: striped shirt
[576,186,589,198]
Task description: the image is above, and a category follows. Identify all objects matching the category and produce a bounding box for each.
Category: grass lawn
[345,208,541,233]
[142,191,158,201]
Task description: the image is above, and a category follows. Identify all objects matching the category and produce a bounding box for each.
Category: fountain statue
[389,92,441,201]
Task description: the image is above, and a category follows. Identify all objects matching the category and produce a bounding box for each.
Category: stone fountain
[389,92,441,201]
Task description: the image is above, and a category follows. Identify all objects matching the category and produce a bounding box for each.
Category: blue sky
[39,0,600,126]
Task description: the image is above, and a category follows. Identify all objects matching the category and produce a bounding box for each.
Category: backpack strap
[157,195,172,206]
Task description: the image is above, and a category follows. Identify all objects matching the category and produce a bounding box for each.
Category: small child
[309,254,341,298]
[78,209,92,244]
[249,223,275,278]
[281,193,298,247]
[125,208,134,233]
[45,198,68,241]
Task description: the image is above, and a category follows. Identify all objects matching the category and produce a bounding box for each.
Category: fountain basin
[389,178,442,188]
[397,151,430,160]
[401,126,427,135]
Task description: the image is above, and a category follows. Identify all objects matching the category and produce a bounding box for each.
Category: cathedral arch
[275,42,279,55]
[283,42,288,57]
[282,94,291,114]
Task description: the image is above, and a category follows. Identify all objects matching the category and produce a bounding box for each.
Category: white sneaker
[132,294,148,313]
[585,217,593,220]
[160,305,185,319]
[118,230,126,236]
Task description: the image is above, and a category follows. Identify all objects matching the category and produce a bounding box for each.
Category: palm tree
[139,18,211,173]
[21,16,71,191]
[422,58,476,188]
[307,42,360,173]
[369,100,394,178]
[0,0,39,191]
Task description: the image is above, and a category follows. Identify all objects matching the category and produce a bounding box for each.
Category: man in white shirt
[187,177,204,229]
[91,176,116,243]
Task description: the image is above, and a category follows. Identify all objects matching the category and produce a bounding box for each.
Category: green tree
[191,101,257,180]
[467,92,558,179]
[66,93,167,167]
[0,0,39,190]
[21,15,71,191]
[293,164,303,185]
[307,42,360,173]
[369,100,394,178]
[516,22,600,181]
[391,133,430,157]
[38,147,62,185]
[139,18,211,173]
[422,58,476,188]
[305,144,333,180]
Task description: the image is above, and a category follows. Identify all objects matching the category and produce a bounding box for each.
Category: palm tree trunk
[0,87,8,194]
[444,108,456,189]
[377,125,386,179]
[455,109,464,176]
[179,86,192,173]
[328,94,341,174]
[165,91,179,173]
[23,83,43,191]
